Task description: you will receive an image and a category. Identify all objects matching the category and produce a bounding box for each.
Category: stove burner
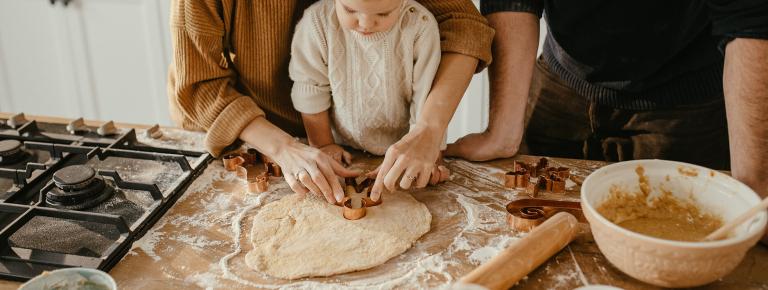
[47,165,115,210]
[0,140,26,165]
[53,165,96,190]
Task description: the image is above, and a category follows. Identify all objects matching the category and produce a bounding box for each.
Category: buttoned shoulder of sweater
[401,0,439,30]
[303,0,437,36]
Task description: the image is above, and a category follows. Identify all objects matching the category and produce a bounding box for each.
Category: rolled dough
[245,191,431,279]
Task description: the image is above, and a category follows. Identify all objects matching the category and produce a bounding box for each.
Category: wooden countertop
[1,114,766,289]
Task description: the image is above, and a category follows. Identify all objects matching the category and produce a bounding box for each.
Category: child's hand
[319,144,352,166]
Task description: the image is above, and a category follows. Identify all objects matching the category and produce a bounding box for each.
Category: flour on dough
[245,191,431,279]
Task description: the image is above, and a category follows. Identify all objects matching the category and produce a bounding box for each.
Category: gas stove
[0,113,212,281]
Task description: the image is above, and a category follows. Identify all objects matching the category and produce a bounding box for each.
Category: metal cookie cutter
[504,158,571,197]
[262,155,282,177]
[504,169,530,188]
[513,157,549,177]
[335,176,380,220]
[506,198,584,232]
[222,149,282,193]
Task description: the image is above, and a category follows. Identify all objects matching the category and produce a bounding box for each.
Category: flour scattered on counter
[129,163,235,261]
[456,194,482,230]
[552,270,579,289]
[131,225,166,261]
[455,193,509,232]
[450,235,471,252]
[185,271,220,290]
[468,234,520,265]
[566,178,577,189]
[170,234,224,251]
[219,193,270,287]
[468,247,496,265]
[182,163,236,198]
[568,246,590,285]
[205,193,234,212]
[377,254,453,287]
[449,159,506,176]
[136,127,206,152]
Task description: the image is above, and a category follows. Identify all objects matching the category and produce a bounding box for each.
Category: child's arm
[289,9,332,131]
[302,111,334,147]
[410,14,445,185]
[288,9,351,165]
[410,17,442,132]
[302,111,352,165]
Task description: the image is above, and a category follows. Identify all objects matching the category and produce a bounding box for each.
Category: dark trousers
[522,58,731,170]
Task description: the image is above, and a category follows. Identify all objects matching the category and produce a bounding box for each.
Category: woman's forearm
[301,111,335,147]
[415,53,479,133]
[239,116,297,157]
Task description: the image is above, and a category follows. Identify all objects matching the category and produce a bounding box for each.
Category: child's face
[335,0,403,36]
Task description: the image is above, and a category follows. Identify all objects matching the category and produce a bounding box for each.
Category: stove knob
[66,118,88,134]
[97,121,118,136]
[7,113,29,129]
[145,124,163,139]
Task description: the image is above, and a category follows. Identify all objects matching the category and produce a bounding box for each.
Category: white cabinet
[0,0,172,125]
[0,0,81,118]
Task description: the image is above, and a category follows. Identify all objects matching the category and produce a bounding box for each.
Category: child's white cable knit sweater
[289,0,441,155]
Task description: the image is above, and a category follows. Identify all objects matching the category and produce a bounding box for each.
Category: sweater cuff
[480,0,543,17]
[438,18,495,72]
[291,82,332,114]
[204,96,265,157]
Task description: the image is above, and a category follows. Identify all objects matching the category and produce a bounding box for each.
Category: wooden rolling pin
[458,212,579,290]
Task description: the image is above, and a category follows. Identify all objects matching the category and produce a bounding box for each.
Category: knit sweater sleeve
[416,0,495,72]
[289,8,332,115]
[168,0,265,157]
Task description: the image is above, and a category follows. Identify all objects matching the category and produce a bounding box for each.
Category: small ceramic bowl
[581,159,767,288]
[19,268,116,290]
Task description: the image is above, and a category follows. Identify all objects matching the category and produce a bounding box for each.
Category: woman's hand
[319,143,352,166]
[271,140,358,204]
[371,124,443,200]
[239,117,358,204]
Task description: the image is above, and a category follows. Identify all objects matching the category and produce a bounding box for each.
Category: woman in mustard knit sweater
[168,0,493,204]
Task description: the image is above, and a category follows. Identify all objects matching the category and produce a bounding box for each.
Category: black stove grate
[0,116,212,281]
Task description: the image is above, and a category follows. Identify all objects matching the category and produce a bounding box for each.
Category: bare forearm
[415,53,478,133]
[301,111,335,147]
[239,116,296,157]
[486,12,539,138]
[723,38,768,197]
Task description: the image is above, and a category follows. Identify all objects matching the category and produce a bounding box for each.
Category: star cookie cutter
[506,198,584,232]
[504,158,571,197]
[222,149,282,193]
[335,176,380,220]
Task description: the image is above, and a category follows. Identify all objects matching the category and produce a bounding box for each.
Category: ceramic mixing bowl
[581,159,766,288]
[19,267,116,290]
